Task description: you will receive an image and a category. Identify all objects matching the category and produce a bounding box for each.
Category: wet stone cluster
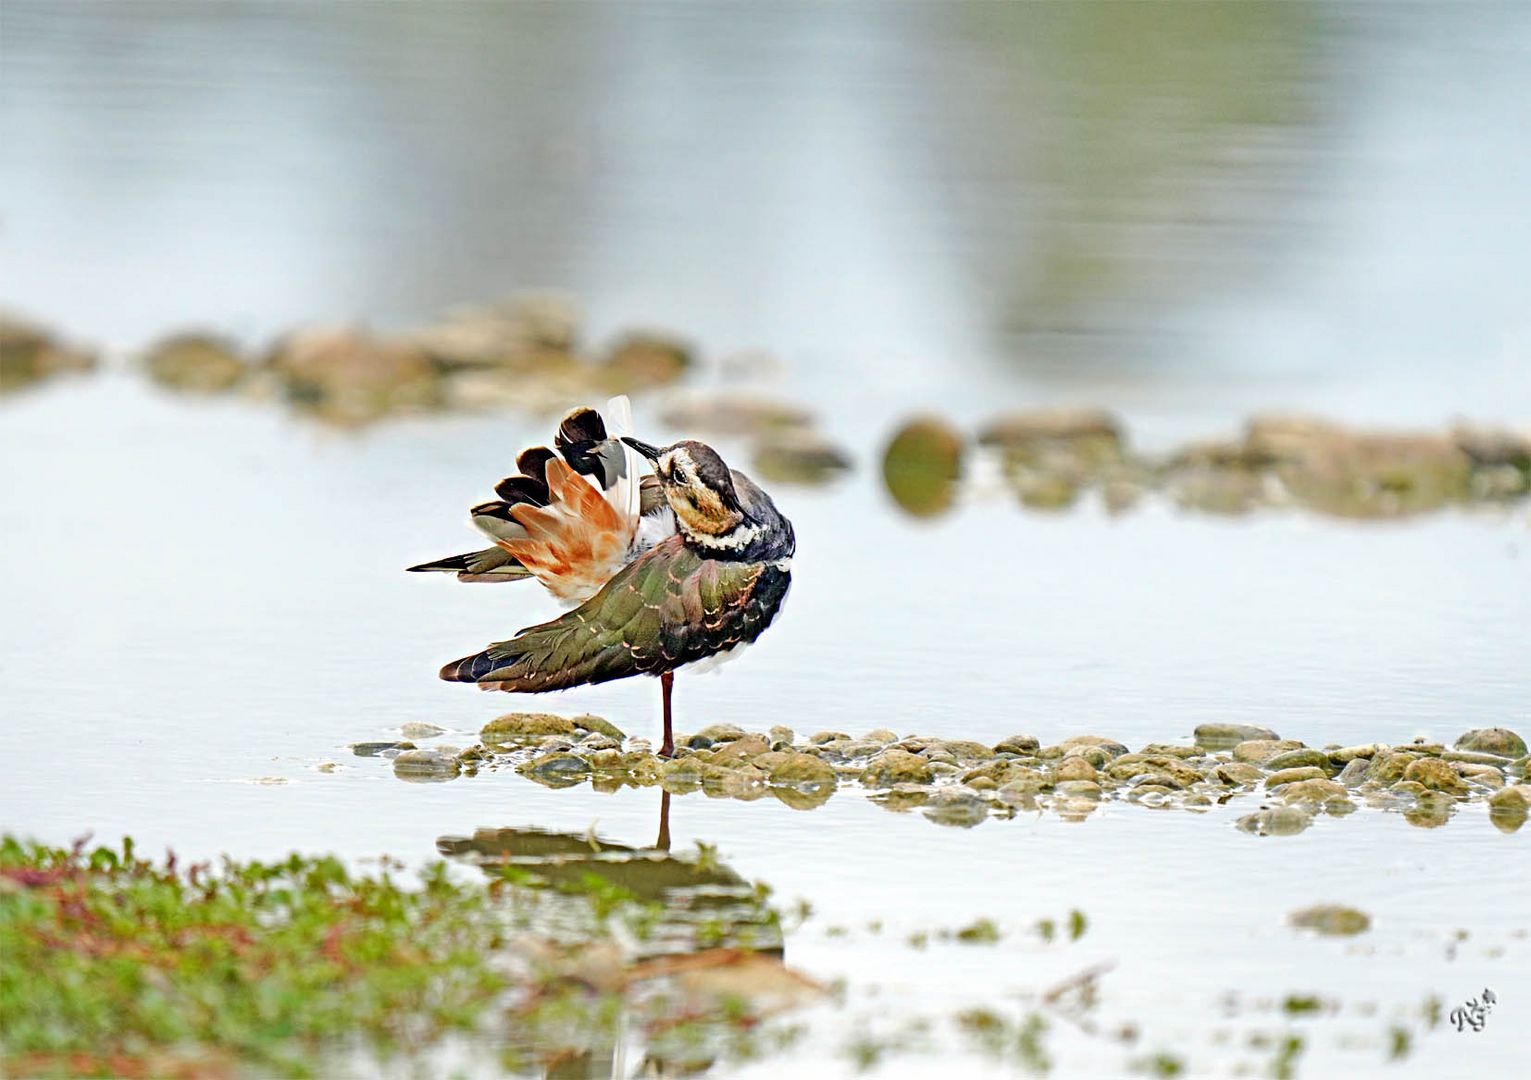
[884,408,1531,520]
[362,715,1531,833]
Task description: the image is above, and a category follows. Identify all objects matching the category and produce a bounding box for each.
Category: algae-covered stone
[1487,786,1528,833]
[1054,780,1103,799]
[1276,779,1350,805]
[587,748,624,770]
[1136,743,1202,760]
[1214,762,1265,786]
[809,730,851,745]
[392,749,461,781]
[1107,755,1202,788]
[1365,749,1418,784]
[1233,739,1304,765]
[1052,756,1098,784]
[882,416,965,518]
[1289,904,1370,936]
[1266,749,1334,773]
[861,749,934,788]
[1194,723,1280,749]
[966,761,1044,789]
[1235,806,1313,836]
[921,791,989,828]
[1402,757,1468,795]
[144,332,248,392]
[994,734,1040,754]
[1455,763,1505,788]
[351,740,411,757]
[1055,735,1129,759]
[482,712,577,741]
[863,728,899,745]
[768,725,796,746]
[768,753,837,790]
[711,733,771,763]
[1336,758,1370,787]
[695,723,746,743]
[1328,744,1384,765]
[572,714,626,740]
[934,740,995,765]
[659,756,704,789]
[1454,727,1527,758]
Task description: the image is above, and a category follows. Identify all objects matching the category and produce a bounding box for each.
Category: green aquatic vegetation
[0,835,509,1077]
[954,1006,1052,1074]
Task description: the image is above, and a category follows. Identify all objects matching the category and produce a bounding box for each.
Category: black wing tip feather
[557,406,607,447]
[492,474,550,505]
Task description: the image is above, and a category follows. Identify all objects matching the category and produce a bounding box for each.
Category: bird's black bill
[622,437,664,462]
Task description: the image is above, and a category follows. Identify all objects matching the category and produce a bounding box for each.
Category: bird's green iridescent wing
[451,536,786,691]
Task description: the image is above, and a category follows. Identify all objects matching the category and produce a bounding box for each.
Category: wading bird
[411,399,795,756]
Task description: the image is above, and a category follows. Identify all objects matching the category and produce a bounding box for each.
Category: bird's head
[623,437,745,537]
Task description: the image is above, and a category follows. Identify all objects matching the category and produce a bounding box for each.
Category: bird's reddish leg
[659,671,675,759]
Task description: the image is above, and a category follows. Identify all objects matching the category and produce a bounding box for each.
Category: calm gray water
[3,3,1529,1077]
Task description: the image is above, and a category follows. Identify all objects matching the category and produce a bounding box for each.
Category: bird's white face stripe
[680,520,762,550]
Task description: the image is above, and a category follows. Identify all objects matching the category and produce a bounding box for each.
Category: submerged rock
[1454,727,1527,758]
[921,791,989,828]
[392,749,461,781]
[1289,904,1371,936]
[1235,806,1312,836]
[517,753,590,788]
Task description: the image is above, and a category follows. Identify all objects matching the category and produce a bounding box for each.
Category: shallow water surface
[2,378,1527,1076]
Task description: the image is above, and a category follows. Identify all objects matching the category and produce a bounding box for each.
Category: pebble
[1266,749,1333,773]
[1232,740,1304,765]
[1194,723,1281,749]
[1289,904,1371,936]
[1265,766,1328,788]
[993,734,1040,754]
[695,723,746,743]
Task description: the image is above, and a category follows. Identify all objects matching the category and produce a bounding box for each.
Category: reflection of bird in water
[415,397,796,757]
